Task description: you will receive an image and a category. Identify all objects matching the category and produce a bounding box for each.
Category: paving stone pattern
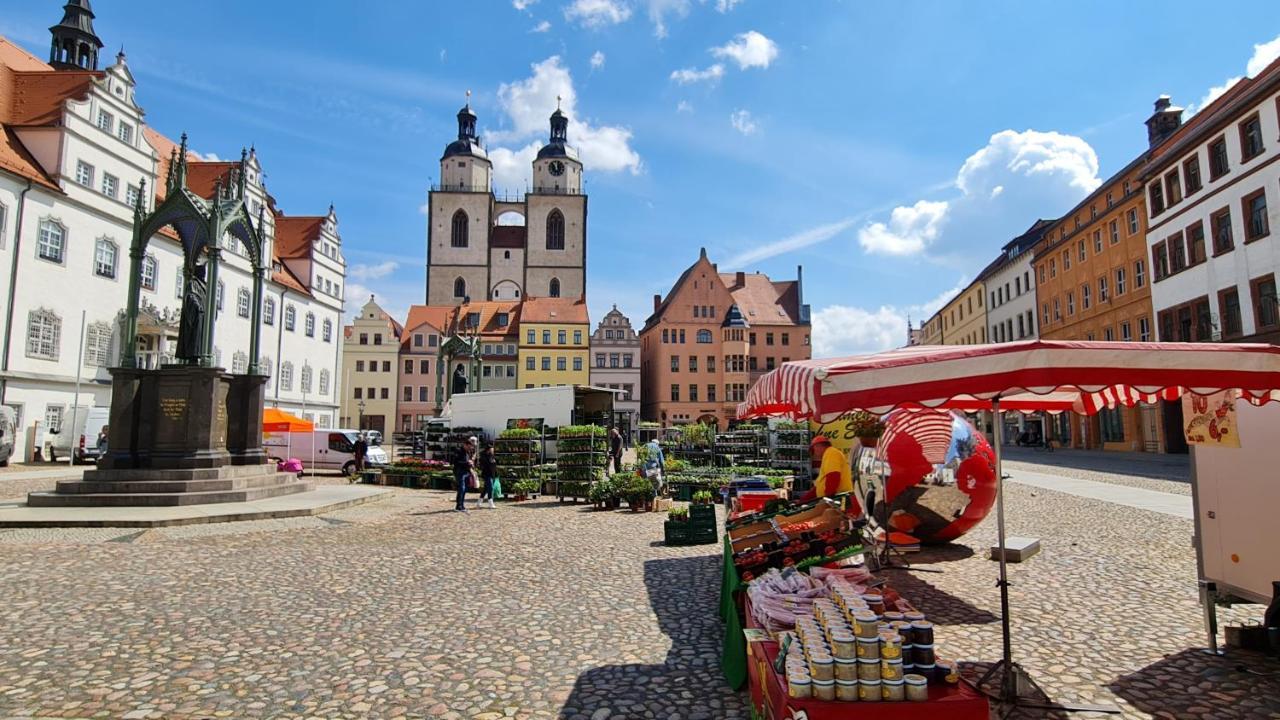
[0,465,1277,719]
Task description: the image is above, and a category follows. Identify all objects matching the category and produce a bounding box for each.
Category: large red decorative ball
[852,409,997,544]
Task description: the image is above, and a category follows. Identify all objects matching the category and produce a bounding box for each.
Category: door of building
[1139,404,1160,452]
[1161,400,1188,454]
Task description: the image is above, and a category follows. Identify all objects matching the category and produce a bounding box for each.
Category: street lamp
[357,400,366,431]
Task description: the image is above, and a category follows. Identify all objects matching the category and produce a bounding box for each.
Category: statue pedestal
[100,366,267,471]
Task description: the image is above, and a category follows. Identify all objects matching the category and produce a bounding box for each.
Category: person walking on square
[609,426,623,475]
[353,433,369,474]
[452,437,475,513]
[477,442,498,509]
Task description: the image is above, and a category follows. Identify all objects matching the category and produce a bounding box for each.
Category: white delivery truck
[262,428,390,477]
[47,406,111,464]
[442,385,619,453]
[1192,399,1280,654]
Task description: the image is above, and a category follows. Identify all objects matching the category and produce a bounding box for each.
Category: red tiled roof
[7,69,99,125]
[0,39,78,190]
[274,215,324,259]
[400,305,453,350]
[0,37,52,72]
[520,296,588,324]
[721,272,802,325]
[143,127,200,203]
[183,160,239,199]
[491,225,526,248]
[272,264,309,295]
[449,300,521,338]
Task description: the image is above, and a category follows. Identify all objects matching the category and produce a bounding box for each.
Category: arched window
[83,321,112,366]
[93,238,117,278]
[38,219,65,263]
[26,308,60,360]
[451,210,468,247]
[141,255,157,291]
[453,277,466,298]
[305,312,316,337]
[546,209,565,250]
[697,329,713,343]
[549,277,561,298]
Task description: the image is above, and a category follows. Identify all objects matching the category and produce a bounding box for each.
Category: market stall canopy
[738,340,1280,422]
[263,408,314,433]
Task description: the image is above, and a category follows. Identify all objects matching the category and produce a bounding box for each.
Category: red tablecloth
[743,597,989,720]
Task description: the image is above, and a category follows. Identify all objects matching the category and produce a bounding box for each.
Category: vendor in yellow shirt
[798,435,853,502]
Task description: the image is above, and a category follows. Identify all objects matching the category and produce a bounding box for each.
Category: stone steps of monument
[27,480,314,507]
[54,472,302,495]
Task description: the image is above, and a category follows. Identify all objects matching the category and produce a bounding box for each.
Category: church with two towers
[424,101,588,306]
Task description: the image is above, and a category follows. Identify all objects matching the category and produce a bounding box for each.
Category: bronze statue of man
[176,259,207,362]
[452,364,468,395]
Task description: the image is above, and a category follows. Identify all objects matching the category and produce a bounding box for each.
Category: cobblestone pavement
[1,460,1278,719]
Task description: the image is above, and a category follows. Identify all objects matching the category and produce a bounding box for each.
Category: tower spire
[48,0,104,71]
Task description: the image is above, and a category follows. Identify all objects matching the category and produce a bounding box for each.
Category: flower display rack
[555,424,608,503]
[714,425,768,468]
[496,428,541,501]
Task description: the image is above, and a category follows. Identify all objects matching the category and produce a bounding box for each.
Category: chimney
[734,271,745,287]
[653,294,662,313]
[1145,95,1184,148]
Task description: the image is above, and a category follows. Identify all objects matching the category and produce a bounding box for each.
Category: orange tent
[263,408,314,433]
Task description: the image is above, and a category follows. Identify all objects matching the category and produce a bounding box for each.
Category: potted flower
[848,411,886,447]
[691,490,714,506]
[512,478,541,501]
[620,474,657,512]
[667,505,689,522]
[588,478,617,510]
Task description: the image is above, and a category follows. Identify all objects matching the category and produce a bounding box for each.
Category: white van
[262,428,389,476]
[48,406,111,464]
[0,406,16,467]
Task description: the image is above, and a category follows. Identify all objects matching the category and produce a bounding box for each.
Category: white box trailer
[1192,399,1280,651]
[441,385,619,452]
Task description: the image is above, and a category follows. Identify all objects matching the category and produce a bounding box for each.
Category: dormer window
[97,110,113,133]
[117,123,133,144]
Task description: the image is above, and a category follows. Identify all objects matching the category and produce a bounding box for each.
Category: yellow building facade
[517,298,591,388]
[940,281,988,345]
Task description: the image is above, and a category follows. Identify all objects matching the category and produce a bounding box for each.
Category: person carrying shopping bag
[477,443,499,509]
[452,437,475,513]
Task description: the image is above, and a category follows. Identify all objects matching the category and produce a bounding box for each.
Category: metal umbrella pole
[974,396,1119,714]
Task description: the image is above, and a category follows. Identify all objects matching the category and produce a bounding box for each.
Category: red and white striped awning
[738,340,1280,422]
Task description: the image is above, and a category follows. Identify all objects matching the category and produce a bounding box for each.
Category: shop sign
[1183,390,1239,448]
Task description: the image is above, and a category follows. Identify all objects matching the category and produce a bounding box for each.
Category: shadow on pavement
[557,555,748,719]
[1107,647,1280,719]
[881,565,999,626]
[962,661,1073,720]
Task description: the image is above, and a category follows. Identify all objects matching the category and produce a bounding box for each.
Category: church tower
[524,103,587,302]
[426,96,493,306]
[48,0,103,71]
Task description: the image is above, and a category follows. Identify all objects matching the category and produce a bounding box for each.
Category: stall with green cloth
[720,535,748,688]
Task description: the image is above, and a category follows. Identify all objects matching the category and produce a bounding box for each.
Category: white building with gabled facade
[0,9,346,456]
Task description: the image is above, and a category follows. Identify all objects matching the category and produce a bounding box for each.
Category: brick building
[639,249,810,428]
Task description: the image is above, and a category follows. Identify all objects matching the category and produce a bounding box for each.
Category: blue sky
[5,1,1280,355]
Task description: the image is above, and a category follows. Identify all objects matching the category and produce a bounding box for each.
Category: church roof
[442,137,487,161]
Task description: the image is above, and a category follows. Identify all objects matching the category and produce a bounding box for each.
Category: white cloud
[670,63,724,84]
[194,150,220,161]
[513,0,538,8]
[488,56,641,189]
[647,0,692,38]
[858,200,948,256]
[711,30,778,70]
[716,0,743,11]
[730,108,757,135]
[564,0,632,28]
[858,129,1099,258]
[532,20,552,32]
[1192,33,1280,114]
[811,280,966,357]
[418,201,430,216]
[590,50,606,69]
[676,100,693,113]
[348,261,400,282]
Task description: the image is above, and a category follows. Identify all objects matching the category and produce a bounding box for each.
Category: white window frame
[0,202,7,250]
[37,219,66,263]
[101,172,118,199]
[26,308,61,360]
[97,109,113,132]
[140,254,157,291]
[263,297,276,326]
[175,271,184,299]
[84,321,112,367]
[94,237,117,279]
[75,160,94,187]
[280,362,294,391]
[44,404,65,433]
[305,312,315,337]
[117,122,133,145]
[319,369,330,396]
[125,183,140,209]
[301,365,313,393]
[284,305,296,331]
[322,319,332,342]
[236,288,251,318]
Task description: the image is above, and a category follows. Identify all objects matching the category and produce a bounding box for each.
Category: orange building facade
[639,250,810,428]
[1031,157,1169,452]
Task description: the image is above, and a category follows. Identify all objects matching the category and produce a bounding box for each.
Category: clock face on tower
[549,160,565,177]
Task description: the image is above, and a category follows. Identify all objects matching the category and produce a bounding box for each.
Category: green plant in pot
[691,490,715,506]
[620,474,657,512]
[588,478,617,509]
[512,478,541,499]
[667,505,689,522]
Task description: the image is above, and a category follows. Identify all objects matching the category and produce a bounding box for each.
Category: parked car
[0,406,16,467]
[47,406,110,463]
[262,428,389,477]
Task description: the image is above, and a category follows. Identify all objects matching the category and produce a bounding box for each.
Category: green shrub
[668,505,689,521]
